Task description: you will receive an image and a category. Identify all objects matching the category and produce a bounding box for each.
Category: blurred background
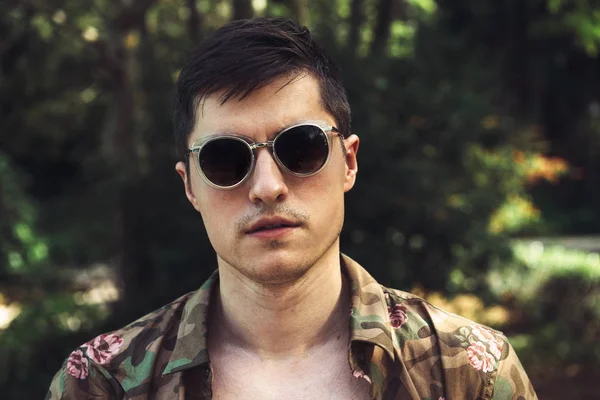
[1,0,599,398]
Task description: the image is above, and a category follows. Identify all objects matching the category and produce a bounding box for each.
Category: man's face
[175,74,359,285]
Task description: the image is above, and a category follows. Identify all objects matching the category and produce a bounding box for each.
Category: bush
[488,241,600,370]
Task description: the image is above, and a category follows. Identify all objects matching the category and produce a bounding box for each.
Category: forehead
[190,74,333,142]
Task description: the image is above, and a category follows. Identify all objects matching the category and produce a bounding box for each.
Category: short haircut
[173,17,351,162]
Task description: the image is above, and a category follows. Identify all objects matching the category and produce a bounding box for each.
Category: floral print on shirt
[467,341,496,372]
[454,324,506,373]
[66,349,89,379]
[388,303,408,328]
[86,333,124,365]
[64,333,123,381]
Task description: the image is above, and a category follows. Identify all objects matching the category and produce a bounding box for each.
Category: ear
[342,134,359,192]
[175,161,202,212]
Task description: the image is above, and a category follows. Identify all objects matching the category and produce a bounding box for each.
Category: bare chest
[209,350,371,400]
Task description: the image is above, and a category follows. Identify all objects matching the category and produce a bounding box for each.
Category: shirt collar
[343,254,395,360]
[162,270,217,375]
[162,253,395,375]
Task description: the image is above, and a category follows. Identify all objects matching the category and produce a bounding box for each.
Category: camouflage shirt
[47,254,537,399]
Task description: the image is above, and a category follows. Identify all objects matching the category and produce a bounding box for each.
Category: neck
[211,247,348,359]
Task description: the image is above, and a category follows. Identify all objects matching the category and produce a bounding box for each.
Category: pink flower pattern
[85,333,123,365]
[467,341,495,373]
[471,325,496,342]
[487,339,502,360]
[388,304,408,328]
[472,325,503,359]
[66,349,89,379]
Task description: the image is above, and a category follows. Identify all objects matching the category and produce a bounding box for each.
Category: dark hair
[173,17,351,161]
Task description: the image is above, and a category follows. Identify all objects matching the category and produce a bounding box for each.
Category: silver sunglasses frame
[187,122,342,190]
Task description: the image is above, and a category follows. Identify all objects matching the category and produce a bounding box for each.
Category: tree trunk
[348,0,365,56]
[103,36,145,312]
[98,0,158,313]
[187,0,203,41]
[233,0,253,20]
[370,0,395,57]
[286,0,308,25]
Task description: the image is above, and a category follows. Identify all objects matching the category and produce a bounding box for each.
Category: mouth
[246,218,301,236]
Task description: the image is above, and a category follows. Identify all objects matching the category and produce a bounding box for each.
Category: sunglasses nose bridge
[245,140,278,174]
[248,141,277,167]
[249,141,274,150]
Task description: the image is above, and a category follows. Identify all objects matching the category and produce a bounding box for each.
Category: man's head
[174,18,359,285]
[173,18,351,163]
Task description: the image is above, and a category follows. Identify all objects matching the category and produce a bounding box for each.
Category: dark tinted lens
[199,138,252,187]
[275,125,329,174]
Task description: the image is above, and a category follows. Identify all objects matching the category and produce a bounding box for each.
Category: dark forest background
[1,0,599,398]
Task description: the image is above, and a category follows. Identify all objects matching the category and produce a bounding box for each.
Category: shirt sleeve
[491,340,538,400]
[46,356,125,400]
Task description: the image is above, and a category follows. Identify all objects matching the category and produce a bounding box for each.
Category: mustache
[235,204,309,232]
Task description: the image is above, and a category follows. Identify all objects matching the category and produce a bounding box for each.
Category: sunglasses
[188,123,343,189]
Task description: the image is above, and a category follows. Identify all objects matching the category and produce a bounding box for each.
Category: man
[48,18,537,400]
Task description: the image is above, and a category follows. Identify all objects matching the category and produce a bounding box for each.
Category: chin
[217,230,342,285]
[246,252,311,285]
[219,248,312,285]
[247,267,308,286]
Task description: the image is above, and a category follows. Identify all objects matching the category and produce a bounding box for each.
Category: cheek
[319,162,347,220]
[319,157,348,193]
[296,167,346,221]
[195,189,238,241]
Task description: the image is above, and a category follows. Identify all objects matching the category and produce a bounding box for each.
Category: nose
[248,149,289,205]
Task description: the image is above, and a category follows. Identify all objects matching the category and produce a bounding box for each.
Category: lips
[246,217,300,234]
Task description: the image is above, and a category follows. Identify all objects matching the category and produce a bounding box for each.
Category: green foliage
[337,16,545,292]
[544,0,600,55]
[0,293,109,398]
[0,153,49,275]
[490,242,600,369]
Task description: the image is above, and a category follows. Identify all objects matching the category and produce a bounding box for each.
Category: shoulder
[383,285,504,342]
[47,291,194,399]
[381,285,537,399]
[382,285,507,365]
